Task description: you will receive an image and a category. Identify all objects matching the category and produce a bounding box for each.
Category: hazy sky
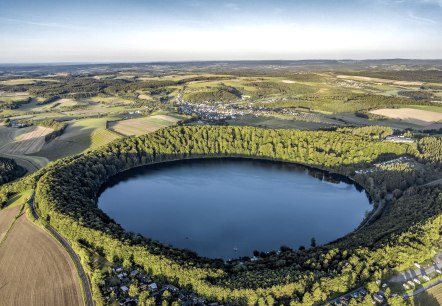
[1,0,442,63]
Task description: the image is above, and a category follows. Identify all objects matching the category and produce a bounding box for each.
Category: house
[130,270,139,277]
[163,284,178,292]
[148,283,158,292]
[385,136,414,143]
[120,286,129,293]
[372,293,384,303]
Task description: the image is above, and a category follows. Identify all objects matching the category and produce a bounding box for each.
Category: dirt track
[0,213,84,306]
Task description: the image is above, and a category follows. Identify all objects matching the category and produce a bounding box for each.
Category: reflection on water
[98,158,371,259]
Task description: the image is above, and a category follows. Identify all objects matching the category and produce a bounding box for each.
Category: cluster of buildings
[385,135,414,143]
[177,101,303,123]
[335,79,366,89]
[101,264,217,306]
[8,120,29,128]
[329,281,396,305]
[354,156,415,175]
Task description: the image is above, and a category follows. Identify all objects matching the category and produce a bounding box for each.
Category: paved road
[422,177,442,187]
[322,286,365,305]
[29,194,94,306]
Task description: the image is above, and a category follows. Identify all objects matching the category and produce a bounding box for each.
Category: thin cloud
[408,10,439,24]
[0,17,84,30]
[418,0,442,7]
[224,3,240,11]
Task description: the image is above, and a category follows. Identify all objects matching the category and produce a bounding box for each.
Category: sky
[0,0,442,63]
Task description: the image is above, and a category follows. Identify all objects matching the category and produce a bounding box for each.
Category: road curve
[28,194,94,306]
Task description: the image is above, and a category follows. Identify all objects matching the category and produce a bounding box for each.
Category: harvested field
[0,205,20,243]
[336,75,424,86]
[36,118,119,160]
[109,115,180,136]
[369,108,442,126]
[413,282,442,306]
[0,126,53,154]
[0,214,84,306]
[0,91,29,97]
[0,78,58,85]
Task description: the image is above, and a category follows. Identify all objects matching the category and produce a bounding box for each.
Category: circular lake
[98,159,371,259]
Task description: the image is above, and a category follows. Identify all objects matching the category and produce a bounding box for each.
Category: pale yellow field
[0,78,58,85]
[370,108,442,126]
[337,75,424,86]
[0,126,53,154]
[0,205,20,243]
[0,214,84,306]
[109,115,180,136]
[413,282,442,306]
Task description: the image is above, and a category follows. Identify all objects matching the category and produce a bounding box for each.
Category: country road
[28,194,94,306]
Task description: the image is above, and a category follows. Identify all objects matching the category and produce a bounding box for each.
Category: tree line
[1,126,441,305]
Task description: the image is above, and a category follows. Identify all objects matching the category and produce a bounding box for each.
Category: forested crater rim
[33,125,437,305]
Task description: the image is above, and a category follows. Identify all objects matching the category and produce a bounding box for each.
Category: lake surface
[98,159,371,259]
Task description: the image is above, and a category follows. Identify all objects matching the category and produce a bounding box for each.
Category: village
[177,101,308,124]
[101,263,217,306]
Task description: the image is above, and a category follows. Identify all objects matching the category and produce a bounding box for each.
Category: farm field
[0,190,32,242]
[36,117,120,160]
[336,74,424,86]
[0,205,20,243]
[108,114,181,136]
[369,108,442,126]
[0,126,53,154]
[0,78,58,85]
[0,125,50,172]
[0,213,84,306]
[413,283,442,306]
[1,62,442,305]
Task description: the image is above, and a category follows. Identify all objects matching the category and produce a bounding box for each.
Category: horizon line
[2,58,442,66]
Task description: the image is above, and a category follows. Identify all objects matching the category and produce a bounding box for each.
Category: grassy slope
[36,117,120,160]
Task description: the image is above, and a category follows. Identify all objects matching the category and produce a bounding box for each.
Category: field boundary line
[0,204,25,247]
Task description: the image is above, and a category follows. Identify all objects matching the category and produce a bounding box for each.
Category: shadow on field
[36,125,94,161]
[413,290,440,306]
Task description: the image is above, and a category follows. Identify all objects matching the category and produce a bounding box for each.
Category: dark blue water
[98,159,371,259]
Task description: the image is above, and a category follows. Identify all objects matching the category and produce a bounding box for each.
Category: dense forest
[1,125,441,304]
[0,157,26,190]
[1,125,436,305]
